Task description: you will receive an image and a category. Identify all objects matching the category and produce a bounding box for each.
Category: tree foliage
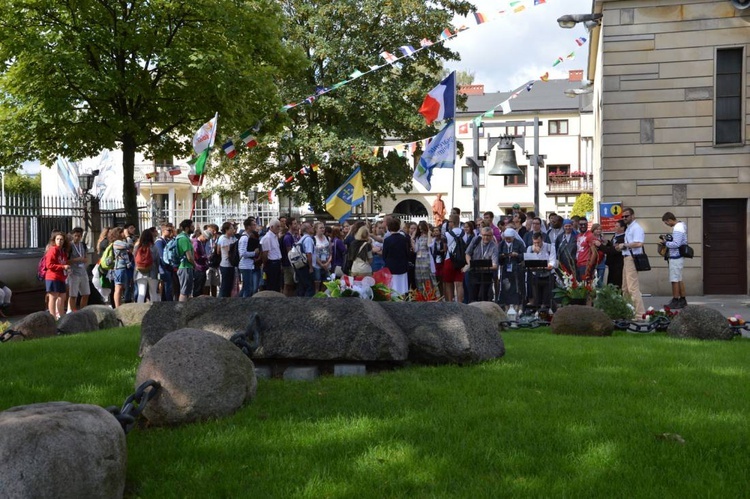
[208,0,473,213]
[0,0,304,222]
[571,193,594,218]
[2,172,41,195]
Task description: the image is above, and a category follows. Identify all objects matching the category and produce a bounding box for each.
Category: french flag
[418,71,456,125]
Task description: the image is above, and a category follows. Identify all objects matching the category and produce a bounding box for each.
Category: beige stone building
[588,0,749,295]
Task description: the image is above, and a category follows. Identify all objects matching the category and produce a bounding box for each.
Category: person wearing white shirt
[661,211,688,309]
[238,217,261,298]
[616,207,646,317]
[216,222,237,298]
[261,219,283,292]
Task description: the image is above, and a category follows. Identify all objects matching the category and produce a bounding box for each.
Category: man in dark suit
[382,217,410,295]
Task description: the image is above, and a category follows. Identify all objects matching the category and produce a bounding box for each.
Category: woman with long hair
[347,226,373,277]
[312,221,331,291]
[414,221,440,297]
[44,231,70,319]
[133,228,161,303]
[109,227,131,308]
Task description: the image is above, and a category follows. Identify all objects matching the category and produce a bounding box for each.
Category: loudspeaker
[731,0,750,10]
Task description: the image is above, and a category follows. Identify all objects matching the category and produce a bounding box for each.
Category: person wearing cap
[555,219,577,275]
[497,228,525,310]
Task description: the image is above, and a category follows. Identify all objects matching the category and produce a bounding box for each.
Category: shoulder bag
[633,248,651,272]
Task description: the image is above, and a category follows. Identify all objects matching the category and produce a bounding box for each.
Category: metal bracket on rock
[230,312,262,358]
[0,329,26,343]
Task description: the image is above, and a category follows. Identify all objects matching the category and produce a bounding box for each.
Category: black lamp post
[77,170,99,249]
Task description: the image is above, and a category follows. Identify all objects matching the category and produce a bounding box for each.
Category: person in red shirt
[44,231,71,319]
[575,217,598,282]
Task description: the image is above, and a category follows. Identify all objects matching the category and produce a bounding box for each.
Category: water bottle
[507,306,517,322]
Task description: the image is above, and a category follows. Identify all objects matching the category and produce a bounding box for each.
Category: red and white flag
[418,71,456,125]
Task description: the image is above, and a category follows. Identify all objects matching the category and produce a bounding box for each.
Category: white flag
[500,100,512,115]
[192,113,219,155]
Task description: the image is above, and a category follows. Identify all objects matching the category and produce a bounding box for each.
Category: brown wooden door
[703,199,747,294]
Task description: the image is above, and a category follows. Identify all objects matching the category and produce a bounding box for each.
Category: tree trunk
[121,134,139,226]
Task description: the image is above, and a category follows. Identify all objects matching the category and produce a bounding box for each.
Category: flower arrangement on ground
[728,314,745,326]
[314,276,402,301]
[405,280,442,302]
[593,283,634,320]
[0,321,9,334]
[642,306,679,321]
[553,266,597,306]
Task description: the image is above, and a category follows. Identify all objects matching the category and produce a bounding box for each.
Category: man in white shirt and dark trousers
[616,207,646,317]
[660,211,688,309]
[261,220,283,293]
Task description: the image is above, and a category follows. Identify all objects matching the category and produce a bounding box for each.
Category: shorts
[313,266,329,282]
[67,272,91,297]
[178,268,195,296]
[668,257,684,283]
[206,267,221,286]
[45,279,66,293]
[442,261,464,283]
[114,269,130,287]
[283,266,295,286]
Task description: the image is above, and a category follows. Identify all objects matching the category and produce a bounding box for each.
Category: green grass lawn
[2,328,749,498]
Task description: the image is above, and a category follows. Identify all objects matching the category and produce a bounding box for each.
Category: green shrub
[593,283,634,320]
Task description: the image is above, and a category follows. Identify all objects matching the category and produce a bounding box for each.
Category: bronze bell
[488,135,522,176]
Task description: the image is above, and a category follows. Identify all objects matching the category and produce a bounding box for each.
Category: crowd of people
[30,205,687,320]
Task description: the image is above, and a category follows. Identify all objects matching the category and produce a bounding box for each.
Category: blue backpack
[163,235,184,268]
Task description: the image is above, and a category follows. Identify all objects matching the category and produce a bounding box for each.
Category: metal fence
[0,194,284,250]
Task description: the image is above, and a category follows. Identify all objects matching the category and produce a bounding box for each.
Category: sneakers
[677,297,687,309]
[664,298,679,309]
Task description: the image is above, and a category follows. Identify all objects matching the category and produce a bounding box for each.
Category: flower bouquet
[642,306,678,331]
[728,314,745,326]
[314,276,402,301]
[553,266,596,306]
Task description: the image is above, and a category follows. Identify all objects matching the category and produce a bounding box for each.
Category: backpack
[228,238,241,267]
[163,236,184,268]
[344,240,368,275]
[288,235,310,269]
[447,230,468,270]
[99,243,115,271]
[37,256,47,281]
[135,244,153,272]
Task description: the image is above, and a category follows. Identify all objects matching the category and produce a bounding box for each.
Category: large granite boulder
[115,302,152,326]
[136,328,257,426]
[9,311,57,341]
[57,309,100,335]
[468,301,509,332]
[141,298,409,362]
[0,402,127,498]
[82,304,120,330]
[251,290,285,299]
[139,301,186,356]
[667,305,734,341]
[551,305,614,336]
[380,302,505,364]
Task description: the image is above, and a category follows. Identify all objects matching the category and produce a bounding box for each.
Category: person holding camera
[660,212,687,309]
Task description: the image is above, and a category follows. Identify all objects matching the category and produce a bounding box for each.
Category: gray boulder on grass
[0,402,127,498]
[57,309,100,335]
[468,301,509,331]
[141,298,410,362]
[115,302,153,326]
[551,305,614,336]
[667,305,734,341]
[251,290,286,298]
[136,328,257,426]
[9,311,57,340]
[380,302,505,364]
[139,301,186,356]
[82,304,120,329]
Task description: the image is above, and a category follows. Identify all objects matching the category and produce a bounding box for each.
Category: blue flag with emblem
[325,167,365,222]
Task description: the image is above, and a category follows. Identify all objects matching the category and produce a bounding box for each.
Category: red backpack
[135,244,153,272]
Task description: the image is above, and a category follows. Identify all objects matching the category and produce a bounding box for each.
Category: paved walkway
[643,295,750,320]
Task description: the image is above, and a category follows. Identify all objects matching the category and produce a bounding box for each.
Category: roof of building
[459,78,592,116]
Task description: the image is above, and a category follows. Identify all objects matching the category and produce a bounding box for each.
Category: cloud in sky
[445,0,593,92]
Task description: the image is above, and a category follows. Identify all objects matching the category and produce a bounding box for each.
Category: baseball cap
[512,203,521,209]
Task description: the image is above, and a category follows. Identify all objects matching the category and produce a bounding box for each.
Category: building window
[549,120,569,135]
[716,47,743,145]
[504,165,527,186]
[154,157,174,168]
[547,165,570,183]
[461,166,485,187]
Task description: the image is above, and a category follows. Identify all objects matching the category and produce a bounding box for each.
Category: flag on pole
[380,51,398,64]
[145,172,156,180]
[188,150,209,176]
[192,113,218,155]
[167,165,182,176]
[399,45,416,57]
[325,167,366,222]
[413,120,455,191]
[500,100,512,115]
[222,140,237,159]
[420,38,433,47]
[418,71,456,125]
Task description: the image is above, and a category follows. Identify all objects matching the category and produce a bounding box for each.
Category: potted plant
[553,266,597,306]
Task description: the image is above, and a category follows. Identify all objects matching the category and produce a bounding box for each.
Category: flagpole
[451,71,457,216]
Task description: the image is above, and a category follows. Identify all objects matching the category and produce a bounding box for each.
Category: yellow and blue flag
[325,167,365,222]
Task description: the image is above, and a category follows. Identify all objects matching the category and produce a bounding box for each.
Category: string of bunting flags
[209,0,554,165]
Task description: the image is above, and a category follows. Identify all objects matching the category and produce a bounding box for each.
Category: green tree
[2,172,41,196]
[209,0,472,213]
[0,0,304,222]
[571,193,594,218]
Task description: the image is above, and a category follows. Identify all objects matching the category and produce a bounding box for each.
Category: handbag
[633,251,651,272]
[679,244,694,259]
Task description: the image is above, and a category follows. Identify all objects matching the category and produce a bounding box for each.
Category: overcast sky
[446,0,593,92]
